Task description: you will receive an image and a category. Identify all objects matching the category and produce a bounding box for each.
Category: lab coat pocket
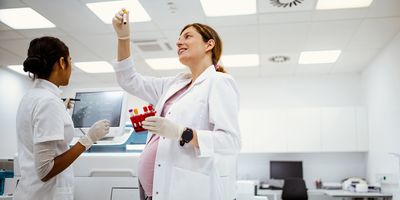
[168,167,210,200]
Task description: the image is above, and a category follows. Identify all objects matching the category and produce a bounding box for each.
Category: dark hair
[23,36,70,79]
[180,23,226,73]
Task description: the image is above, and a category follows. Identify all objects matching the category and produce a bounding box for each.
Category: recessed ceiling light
[269,56,290,63]
[145,58,185,70]
[7,65,27,75]
[299,50,341,64]
[74,61,114,73]
[221,54,259,67]
[87,0,151,24]
[316,0,373,10]
[0,8,55,29]
[200,0,256,17]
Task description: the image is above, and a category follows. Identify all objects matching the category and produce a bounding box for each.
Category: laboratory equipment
[71,89,128,137]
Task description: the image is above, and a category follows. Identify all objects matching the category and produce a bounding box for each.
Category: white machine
[69,89,143,200]
[73,152,140,200]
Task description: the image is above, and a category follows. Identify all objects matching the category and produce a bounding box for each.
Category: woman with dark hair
[14,36,110,200]
[112,10,241,200]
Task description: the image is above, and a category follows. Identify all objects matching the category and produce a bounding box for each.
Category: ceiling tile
[331,48,381,73]
[305,20,362,50]
[0,48,23,65]
[259,23,311,52]
[367,0,400,18]
[0,30,25,40]
[347,17,400,49]
[312,8,368,21]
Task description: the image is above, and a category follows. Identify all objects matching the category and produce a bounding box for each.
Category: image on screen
[72,91,124,128]
[270,161,303,180]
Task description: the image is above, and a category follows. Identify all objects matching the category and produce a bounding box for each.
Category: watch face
[182,128,193,142]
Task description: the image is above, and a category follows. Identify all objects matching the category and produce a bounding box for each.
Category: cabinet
[239,106,368,153]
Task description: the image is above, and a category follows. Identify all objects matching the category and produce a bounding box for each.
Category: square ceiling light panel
[145,58,186,70]
[74,61,114,73]
[7,65,27,75]
[87,0,151,24]
[316,0,373,10]
[200,0,257,16]
[0,8,55,29]
[221,54,259,67]
[299,50,341,64]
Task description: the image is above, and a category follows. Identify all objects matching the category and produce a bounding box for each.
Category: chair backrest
[281,178,308,200]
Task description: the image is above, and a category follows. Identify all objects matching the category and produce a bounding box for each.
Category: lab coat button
[158,164,161,167]
[156,192,159,195]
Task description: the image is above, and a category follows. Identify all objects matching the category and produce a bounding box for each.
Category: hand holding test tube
[112,8,130,40]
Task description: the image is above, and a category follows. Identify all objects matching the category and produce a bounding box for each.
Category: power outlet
[376,173,400,185]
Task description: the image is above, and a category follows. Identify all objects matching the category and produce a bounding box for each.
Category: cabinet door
[321,107,357,151]
[355,107,369,151]
[239,109,287,153]
[287,108,321,152]
[111,187,140,200]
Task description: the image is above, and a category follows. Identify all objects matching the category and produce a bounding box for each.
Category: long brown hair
[180,23,226,73]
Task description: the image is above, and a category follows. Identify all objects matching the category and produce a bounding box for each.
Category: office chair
[281,178,308,200]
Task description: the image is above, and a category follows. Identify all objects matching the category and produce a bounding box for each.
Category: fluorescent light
[221,54,259,67]
[316,0,373,10]
[145,58,185,70]
[299,50,341,64]
[0,8,55,29]
[86,0,151,24]
[74,61,114,73]
[200,0,256,17]
[7,65,27,75]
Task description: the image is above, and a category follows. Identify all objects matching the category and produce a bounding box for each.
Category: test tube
[122,9,127,24]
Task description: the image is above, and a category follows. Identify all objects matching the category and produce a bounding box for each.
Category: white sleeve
[196,75,241,157]
[32,98,65,144]
[112,57,175,105]
[33,141,57,180]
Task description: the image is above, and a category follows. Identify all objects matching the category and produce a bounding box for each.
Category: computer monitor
[71,89,128,137]
[270,161,303,180]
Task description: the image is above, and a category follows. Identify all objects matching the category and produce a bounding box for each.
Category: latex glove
[112,9,130,40]
[63,98,74,110]
[142,116,184,140]
[78,119,110,150]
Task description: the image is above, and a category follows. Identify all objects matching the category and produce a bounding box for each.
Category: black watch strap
[180,127,193,146]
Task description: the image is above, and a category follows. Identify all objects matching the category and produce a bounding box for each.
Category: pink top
[137,83,190,196]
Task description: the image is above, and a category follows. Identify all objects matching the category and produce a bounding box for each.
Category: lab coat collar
[33,79,63,97]
[181,64,216,86]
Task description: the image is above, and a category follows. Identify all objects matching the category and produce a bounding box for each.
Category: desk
[258,189,392,200]
[325,190,392,200]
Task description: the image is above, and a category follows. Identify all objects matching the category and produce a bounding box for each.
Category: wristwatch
[179,127,193,146]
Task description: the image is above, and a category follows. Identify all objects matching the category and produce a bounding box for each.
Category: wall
[0,68,31,158]
[362,32,400,194]
[238,152,367,189]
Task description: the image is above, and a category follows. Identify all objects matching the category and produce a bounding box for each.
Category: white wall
[238,152,367,189]
[0,68,31,158]
[362,32,400,191]
[237,73,363,109]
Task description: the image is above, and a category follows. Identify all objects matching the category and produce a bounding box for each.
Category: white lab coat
[14,79,74,200]
[113,57,241,200]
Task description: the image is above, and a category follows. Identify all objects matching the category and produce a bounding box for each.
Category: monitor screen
[270,161,303,180]
[72,91,124,128]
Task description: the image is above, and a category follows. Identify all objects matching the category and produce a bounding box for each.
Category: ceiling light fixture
[7,65,27,75]
[200,0,256,17]
[316,0,374,10]
[86,0,151,24]
[74,61,114,73]
[299,50,341,64]
[145,58,185,70]
[270,0,304,8]
[221,54,259,67]
[0,8,55,29]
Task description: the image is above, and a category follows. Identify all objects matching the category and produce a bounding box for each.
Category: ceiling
[1,0,400,87]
